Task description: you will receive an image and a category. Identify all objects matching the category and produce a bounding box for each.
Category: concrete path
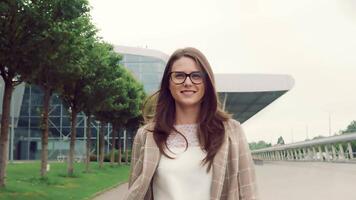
[255,161,356,200]
[92,161,356,200]
[92,183,128,200]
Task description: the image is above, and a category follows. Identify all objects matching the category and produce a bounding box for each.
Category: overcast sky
[89,0,356,144]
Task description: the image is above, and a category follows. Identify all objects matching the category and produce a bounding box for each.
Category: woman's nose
[183,76,193,86]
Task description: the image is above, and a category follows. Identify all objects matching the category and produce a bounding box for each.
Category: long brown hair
[145,47,230,172]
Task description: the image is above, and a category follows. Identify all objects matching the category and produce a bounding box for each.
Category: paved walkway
[92,161,356,200]
[93,183,128,200]
[255,161,356,200]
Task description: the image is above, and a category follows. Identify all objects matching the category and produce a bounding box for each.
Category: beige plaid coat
[124,119,258,200]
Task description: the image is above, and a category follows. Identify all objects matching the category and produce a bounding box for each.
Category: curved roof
[113,45,295,124]
[215,73,295,123]
[215,73,295,92]
[113,45,169,62]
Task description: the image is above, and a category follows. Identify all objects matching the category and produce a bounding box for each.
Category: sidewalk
[92,161,356,200]
[92,182,128,200]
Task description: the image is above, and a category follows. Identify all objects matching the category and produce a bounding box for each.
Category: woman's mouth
[180,90,197,95]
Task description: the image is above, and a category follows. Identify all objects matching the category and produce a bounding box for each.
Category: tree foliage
[22,0,92,178]
[0,0,147,184]
[341,120,356,134]
[0,0,92,186]
[277,136,285,145]
[93,63,146,167]
[249,140,272,150]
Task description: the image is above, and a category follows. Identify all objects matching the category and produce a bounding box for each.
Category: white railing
[252,132,356,162]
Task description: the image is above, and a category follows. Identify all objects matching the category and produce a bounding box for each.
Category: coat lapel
[144,132,161,173]
[210,127,230,200]
[141,132,161,198]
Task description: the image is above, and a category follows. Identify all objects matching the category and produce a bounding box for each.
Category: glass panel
[29,128,41,137]
[30,93,44,105]
[141,63,160,73]
[17,117,29,127]
[28,140,40,160]
[14,132,30,160]
[29,117,40,128]
[125,64,139,72]
[49,105,61,116]
[142,73,160,83]
[76,127,85,138]
[49,127,61,137]
[123,54,141,62]
[61,127,71,137]
[76,117,85,127]
[30,106,43,117]
[51,94,62,104]
[30,85,42,94]
[139,55,160,63]
[49,117,60,127]
[61,117,71,127]
[19,105,29,116]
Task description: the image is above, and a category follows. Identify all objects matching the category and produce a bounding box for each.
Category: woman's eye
[191,73,202,80]
[174,73,185,79]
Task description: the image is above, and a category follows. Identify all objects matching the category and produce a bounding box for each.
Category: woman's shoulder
[136,122,155,137]
[223,118,244,141]
[224,118,242,130]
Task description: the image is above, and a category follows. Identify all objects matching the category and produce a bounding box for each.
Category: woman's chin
[176,100,201,108]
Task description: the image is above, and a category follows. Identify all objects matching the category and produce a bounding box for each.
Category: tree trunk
[40,87,52,178]
[85,114,92,173]
[110,124,117,166]
[99,122,105,168]
[117,129,122,165]
[67,108,78,176]
[125,129,129,165]
[0,81,14,187]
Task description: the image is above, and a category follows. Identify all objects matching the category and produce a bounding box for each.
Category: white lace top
[152,124,212,200]
[166,124,201,152]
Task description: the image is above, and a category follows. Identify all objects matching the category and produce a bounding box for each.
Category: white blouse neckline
[167,123,200,150]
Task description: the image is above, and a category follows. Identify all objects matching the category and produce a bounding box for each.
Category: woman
[124,47,258,200]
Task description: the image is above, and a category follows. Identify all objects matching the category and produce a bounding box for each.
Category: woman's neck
[174,103,200,125]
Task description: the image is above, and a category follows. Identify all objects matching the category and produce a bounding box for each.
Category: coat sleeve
[128,126,145,188]
[235,121,259,200]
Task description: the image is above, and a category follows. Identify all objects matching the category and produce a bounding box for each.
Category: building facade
[4,45,168,161]
[3,45,295,161]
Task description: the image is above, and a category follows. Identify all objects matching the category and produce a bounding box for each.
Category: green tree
[249,140,272,150]
[81,42,122,171]
[0,0,43,187]
[93,66,145,168]
[340,120,356,151]
[57,16,97,176]
[277,136,285,145]
[109,71,145,166]
[341,120,356,134]
[0,0,91,186]
[24,0,91,178]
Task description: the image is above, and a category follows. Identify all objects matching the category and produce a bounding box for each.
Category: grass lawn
[0,161,130,200]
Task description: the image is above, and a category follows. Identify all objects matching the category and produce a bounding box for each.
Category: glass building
[115,45,168,94]
[3,45,169,161]
[3,45,295,161]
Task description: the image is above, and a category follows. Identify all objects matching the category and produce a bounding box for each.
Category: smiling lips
[180,90,197,95]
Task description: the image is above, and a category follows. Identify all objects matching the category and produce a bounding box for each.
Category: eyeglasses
[169,71,204,85]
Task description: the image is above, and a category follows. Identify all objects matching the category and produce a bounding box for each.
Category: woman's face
[169,56,205,108]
